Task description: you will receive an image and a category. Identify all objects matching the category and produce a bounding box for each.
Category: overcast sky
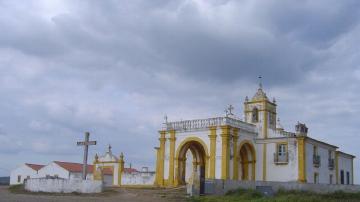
[0,0,359,183]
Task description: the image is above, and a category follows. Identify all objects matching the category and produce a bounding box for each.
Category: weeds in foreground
[190,189,360,202]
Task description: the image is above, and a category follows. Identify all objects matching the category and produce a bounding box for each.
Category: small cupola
[251,83,269,102]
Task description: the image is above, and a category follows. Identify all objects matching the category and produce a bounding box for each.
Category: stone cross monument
[77,132,97,180]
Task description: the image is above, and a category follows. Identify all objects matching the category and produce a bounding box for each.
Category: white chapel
[154,84,355,191]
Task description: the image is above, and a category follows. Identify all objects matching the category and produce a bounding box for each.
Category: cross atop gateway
[77,132,97,180]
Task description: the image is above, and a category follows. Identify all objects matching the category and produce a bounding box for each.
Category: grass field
[190,189,360,202]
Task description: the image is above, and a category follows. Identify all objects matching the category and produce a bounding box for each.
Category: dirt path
[0,186,188,202]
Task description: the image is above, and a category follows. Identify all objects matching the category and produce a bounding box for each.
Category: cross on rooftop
[258,75,263,89]
[225,104,234,117]
[77,132,96,180]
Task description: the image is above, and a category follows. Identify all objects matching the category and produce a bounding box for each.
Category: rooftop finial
[108,144,112,153]
[258,75,263,89]
[164,114,168,124]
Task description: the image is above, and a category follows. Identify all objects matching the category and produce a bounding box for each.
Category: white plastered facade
[154,86,356,187]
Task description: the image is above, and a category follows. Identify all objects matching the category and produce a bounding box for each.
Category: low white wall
[25,178,103,193]
[205,179,360,195]
[121,172,155,185]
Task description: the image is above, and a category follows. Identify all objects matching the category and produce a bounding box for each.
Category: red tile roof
[25,163,45,171]
[54,161,93,173]
[53,161,137,175]
[124,168,138,173]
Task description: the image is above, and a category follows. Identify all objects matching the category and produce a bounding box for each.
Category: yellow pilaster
[221,125,231,180]
[232,128,239,180]
[208,126,217,179]
[93,154,99,180]
[263,101,268,139]
[168,130,176,186]
[297,137,306,183]
[157,130,166,186]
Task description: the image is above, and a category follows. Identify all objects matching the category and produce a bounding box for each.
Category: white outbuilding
[10,163,44,185]
[38,161,97,180]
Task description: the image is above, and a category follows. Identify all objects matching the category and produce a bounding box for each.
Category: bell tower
[244,82,277,139]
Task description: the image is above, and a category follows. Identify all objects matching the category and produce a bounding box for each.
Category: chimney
[295,122,308,137]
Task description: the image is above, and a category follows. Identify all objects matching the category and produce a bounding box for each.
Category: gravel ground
[0,186,188,202]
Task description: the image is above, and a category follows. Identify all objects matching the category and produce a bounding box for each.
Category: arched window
[252,107,259,123]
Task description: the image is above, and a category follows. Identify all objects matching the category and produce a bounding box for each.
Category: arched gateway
[238,141,256,181]
[154,116,258,190]
[175,138,209,193]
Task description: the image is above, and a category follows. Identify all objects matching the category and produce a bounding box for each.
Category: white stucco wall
[10,164,38,185]
[37,162,70,179]
[121,172,156,185]
[25,178,102,193]
[305,142,336,184]
[266,139,298,182]
[255,142,263,181]
[215,128,222,179]
[338,154,354,185]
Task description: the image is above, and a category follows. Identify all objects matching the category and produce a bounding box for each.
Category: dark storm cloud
[0,0,360,182]
[1,0,350,86]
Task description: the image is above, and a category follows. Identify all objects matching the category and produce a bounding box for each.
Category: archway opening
[96,167,114,187]
[176,140,207,194]
[238,142,256,181]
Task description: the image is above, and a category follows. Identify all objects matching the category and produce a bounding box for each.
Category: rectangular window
[346,172,350,185]
[329,174,333,184]
[54,175,58,178]
[328,150,332,159]
[340,170,344,184]
[313,146,318,155]
[46,175,50,178]
[314,173,319,184]
[17,175,21,183]
[278,144,287,156]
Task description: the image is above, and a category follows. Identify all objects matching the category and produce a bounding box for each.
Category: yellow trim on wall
[208,126,217,179]
[297,137,306,183]
[168,130,176,186]
[156,130,166,186]
[263,101,268,139]
[220,125,231,180]
[232,128,239,180]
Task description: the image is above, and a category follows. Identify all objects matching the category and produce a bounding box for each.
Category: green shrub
[8,184,25,193]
